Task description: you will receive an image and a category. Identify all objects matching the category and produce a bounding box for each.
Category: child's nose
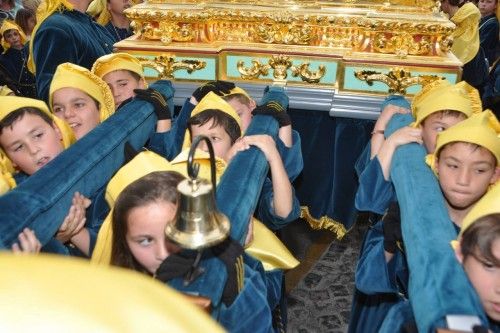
[456,168,471,185]
[63,107,76,119]
[155,242,168,261]
[26,142,40,155]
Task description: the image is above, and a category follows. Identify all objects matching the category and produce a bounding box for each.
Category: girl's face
[125,201,180,275]
[457,239,500,322]
[52,87,101,140]
[478,0,497,17]
[3,29,23,49]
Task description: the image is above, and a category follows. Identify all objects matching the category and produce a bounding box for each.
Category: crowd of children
[0,37,303,329]
[350,76,500,332]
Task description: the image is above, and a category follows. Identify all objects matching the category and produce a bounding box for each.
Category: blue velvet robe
[387,113,489,332]
[483,61,500,117]
[32,8,114,101]
[167,253,274,333]
[479,14,499,66]
[253,86,303,230]
[104,22,132,43]
[0,44,36,97]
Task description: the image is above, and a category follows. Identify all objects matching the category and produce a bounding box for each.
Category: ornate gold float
[114,0,461,109]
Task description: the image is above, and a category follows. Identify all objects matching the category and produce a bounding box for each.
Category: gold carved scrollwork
[354,67,443,94]
[137,55,206,79]
[132,17,195,44]
[291,63,326,84]
[237,55,326,83]
[257,23,312,45]
[373,32,432,58]
[236,60,271,80]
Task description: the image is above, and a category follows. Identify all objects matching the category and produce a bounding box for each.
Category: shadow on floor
[284,215,369,332]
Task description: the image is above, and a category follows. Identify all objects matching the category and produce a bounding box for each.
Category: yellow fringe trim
[300,206,347,240]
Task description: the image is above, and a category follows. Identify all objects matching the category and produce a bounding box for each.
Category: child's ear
[454,240,464,264]
[52,122,63,141]
[490,166,500,184]
[249,99,257,110]
[139,78,146,89]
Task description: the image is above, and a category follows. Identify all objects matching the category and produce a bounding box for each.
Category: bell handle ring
[188,135,217,194]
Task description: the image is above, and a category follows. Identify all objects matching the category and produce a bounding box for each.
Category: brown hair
[188,108,241,145]
[438,142,497,167]
[421,109,467,127]
[110,171,185,274]
[460,213,500,267]
[0,107,53,137]
[15,8,35,36]
[222,93,252,107]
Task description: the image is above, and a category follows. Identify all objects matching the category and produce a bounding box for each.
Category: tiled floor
[284,217,368,332]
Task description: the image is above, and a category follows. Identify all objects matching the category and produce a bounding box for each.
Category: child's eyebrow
[471,160,495,166]
[70,97,88,102]
[443,156,460,162]
[6,126,44,148]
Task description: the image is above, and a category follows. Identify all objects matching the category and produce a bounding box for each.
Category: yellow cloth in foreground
[0,253,224,333]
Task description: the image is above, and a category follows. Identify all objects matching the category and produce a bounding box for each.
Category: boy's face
[126,201,180,275]
[190,119,233,161]
[52,87,101,140]
[478,0,497,16]
[3,29,23,50]
[107,0,132,16]
[421,112,466,153]
[226,98,255,133]
[437,143,499,211]
[102,70,144,109]
[0,113,64,175]
[456,239,500,322]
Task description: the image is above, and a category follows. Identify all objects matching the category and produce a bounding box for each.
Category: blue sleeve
[259,85,289,109]
[378,300,415,333]
[243,253,282,312]
[355,221,399,294]
[255,177,301,230]
[355,157,395,214]
[33,23,77,102]
[355,142,372,178]
[218,261,274,333]
[276,130,303,182]
[148,98,195,160]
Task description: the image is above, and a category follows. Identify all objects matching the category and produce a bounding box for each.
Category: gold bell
[165,135,230,250]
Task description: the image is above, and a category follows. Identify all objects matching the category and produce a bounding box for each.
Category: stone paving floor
[286,219,367,333]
